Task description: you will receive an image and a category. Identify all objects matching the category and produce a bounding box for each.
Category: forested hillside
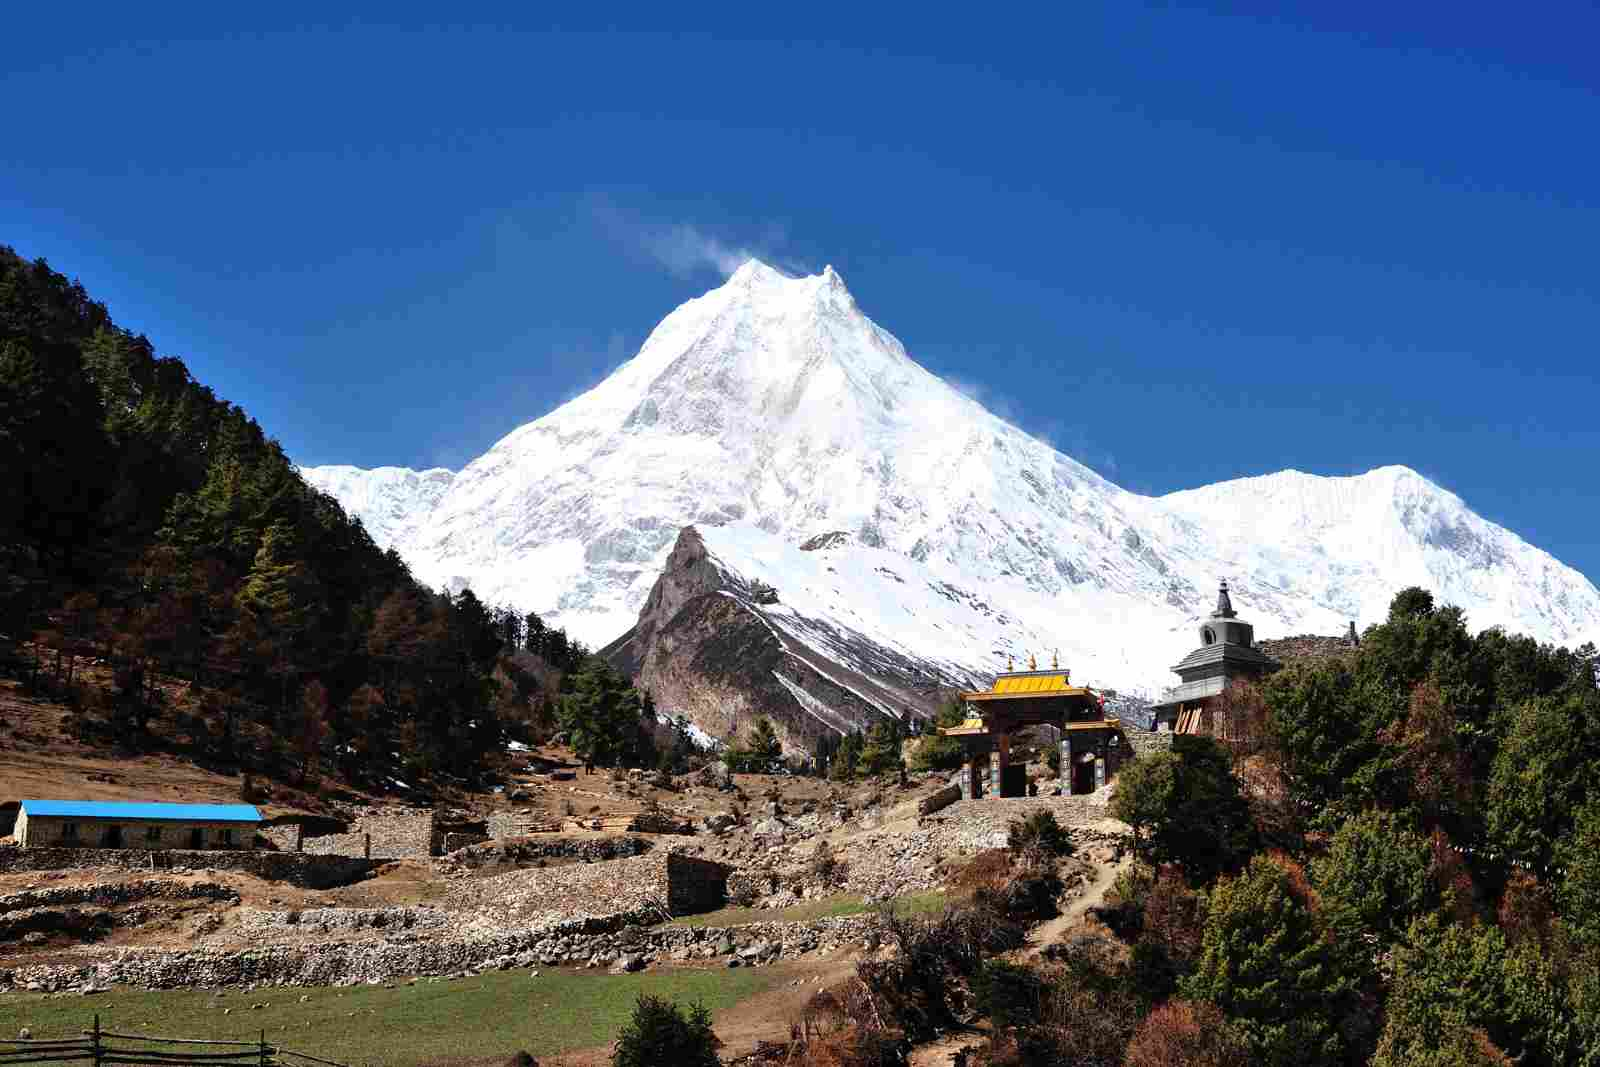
[1084,590,1600,1066]
[0,247,593,793]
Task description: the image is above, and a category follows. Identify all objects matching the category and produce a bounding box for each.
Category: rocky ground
[0,750,1130,1005]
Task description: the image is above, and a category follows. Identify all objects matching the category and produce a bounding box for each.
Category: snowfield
[301,261,1600,695]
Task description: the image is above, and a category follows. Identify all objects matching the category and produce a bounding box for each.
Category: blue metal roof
[19,800,262,823]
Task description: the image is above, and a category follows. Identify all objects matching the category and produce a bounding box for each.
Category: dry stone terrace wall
[660,853,729,915]
[443,849,729,926]
[301,807,435,860]
[0,845,376,889]
[0,881,241,944]
[486,812,559,839]
[260,825,302,852]
[441,832,489,853]
[0,880,237,913]
[437,835,651,870]
[0,913,881,991]
[1123,730,1174,758]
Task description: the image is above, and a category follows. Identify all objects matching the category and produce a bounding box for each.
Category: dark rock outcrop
[603,527,971,755]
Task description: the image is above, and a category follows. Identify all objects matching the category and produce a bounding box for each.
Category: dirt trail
[908,1029,987,1067]
[1024,854,1129,958]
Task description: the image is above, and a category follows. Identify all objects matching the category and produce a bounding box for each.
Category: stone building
[1150,580,1282,734]
[943,659,1128,797]
[15,800,262,851]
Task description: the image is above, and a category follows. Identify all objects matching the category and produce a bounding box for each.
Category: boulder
[609,953,645,974]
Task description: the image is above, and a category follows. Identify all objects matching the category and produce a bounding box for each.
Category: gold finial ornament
[1051,648,1059,669]
[1007,654,1015,671]
[1028,653,1037,670]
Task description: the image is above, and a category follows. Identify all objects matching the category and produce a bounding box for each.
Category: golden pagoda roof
[941,716,991,736]
[993,671,1073,694]
[958,669,1099,704]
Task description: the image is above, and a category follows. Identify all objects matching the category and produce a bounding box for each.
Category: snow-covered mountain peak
[302,267,1600,688]
[726,257,788,285]
[299,464,455,551]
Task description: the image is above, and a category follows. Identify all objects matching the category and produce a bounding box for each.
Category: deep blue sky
[5,4,1598,588]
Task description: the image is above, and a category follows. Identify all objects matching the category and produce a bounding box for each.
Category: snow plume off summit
[302,260,1600,693]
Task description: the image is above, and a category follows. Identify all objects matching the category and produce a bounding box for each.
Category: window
[1202,626,1216,646]
[146,826,162,844]
[61,822,79,840]
[219,828,235,847]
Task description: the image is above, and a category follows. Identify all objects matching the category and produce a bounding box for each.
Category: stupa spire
[1213,579,1237,619]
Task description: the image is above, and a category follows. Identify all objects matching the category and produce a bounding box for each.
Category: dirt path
[1023,854,1129,958]
[908,1028,987,1067]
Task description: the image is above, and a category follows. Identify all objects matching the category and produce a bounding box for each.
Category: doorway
[1072,757,1096,796]
[102,825,123,848]
[189,827,204,850]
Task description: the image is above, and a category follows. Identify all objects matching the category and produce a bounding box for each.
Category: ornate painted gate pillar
[990,731,1010,799]
[961,753,983,800]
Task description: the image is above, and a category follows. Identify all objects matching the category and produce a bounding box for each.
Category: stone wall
[1123,730,1174,758]
[659,853,730,915]
[486,812,560,839]
[437,835,651,870]
[260,825,302,852]
[0,912,880,991]
[0,844,375,889]
[1257,633,1357,664]
[0,879,238,914]
[441,832,489,853]
[302,808,434,860]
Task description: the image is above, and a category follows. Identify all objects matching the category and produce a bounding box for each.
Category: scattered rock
[608,953,644,974]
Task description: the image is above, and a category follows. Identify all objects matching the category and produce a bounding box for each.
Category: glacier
[301,259,1600,695]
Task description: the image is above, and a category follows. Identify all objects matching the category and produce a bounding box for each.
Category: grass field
[0,965,783,1066]
[668,889,948,928]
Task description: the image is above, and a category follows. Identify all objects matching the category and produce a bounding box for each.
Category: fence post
[92,1014,101,1067]
[260,1028,268,1067]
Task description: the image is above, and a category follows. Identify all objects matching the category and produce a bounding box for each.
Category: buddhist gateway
[942,581,1282,796]
[942,653,1125,799]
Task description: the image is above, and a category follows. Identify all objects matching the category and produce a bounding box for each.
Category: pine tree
[1181,854,1358,1066]
[910,696,967,772]
[859,717,904,777]
[233,521,319,724]
[557,657,648,768]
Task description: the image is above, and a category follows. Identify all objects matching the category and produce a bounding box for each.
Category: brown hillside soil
[0,676,347,818]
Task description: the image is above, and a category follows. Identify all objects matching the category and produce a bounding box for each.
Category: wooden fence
[0,1016,348,1067]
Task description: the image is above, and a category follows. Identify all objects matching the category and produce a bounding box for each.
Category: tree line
[0,246,601,792]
